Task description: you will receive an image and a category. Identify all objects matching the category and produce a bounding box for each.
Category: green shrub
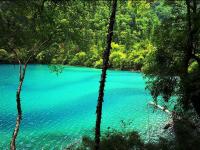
[109,51,126,69]
[188,61,199,73]
[75,131,144,150]
[84,47,100,67]
[0,49,8,60]
[94,59,103,68]
[69,52,87,66]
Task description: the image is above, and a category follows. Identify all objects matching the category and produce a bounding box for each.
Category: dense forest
[1,0,163,70]
[0,0,200,150]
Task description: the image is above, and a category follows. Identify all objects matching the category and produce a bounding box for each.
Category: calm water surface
[0,65,169,149]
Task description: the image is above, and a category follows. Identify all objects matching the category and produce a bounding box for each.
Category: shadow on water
[0,87,147,131]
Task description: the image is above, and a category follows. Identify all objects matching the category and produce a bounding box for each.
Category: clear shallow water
[0,65,169,149]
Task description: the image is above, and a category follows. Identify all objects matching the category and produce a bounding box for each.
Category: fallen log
[148,101,174,130]
[148,101,200,131]
[148,101,172,115]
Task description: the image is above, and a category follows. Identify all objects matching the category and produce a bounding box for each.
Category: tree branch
[25,37,52,64]
[13,49,21,64]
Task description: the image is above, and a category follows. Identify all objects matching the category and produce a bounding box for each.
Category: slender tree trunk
[187,0,200,116]
[181,0,193,110]
[181,0,200,117]
[10,63,27,150]
[95,1,117,150]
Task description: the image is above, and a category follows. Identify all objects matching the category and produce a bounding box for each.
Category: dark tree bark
[95,0,117,150]
[188,0,200,116]
[181,0,193,110]
[10,62,28,150]
[182,0,200,116]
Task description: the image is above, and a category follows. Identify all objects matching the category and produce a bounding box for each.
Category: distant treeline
[0,1,161,71]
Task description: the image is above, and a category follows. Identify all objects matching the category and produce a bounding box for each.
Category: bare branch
[25,55,32,65]
[13,49,21,64]
[25,36,52,64]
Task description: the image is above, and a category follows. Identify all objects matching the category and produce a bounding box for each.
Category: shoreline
[0,63,142,73]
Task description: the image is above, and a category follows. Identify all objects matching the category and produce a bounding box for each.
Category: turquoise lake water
[0,65,169,149]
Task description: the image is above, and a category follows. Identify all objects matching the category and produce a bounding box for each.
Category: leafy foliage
[0,0,159,71]
[143,0,200,115]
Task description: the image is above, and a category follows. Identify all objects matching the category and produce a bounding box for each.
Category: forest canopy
[0,0,200,149]
[0,0,163,70]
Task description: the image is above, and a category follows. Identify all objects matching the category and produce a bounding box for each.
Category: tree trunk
[94,1,117,150]
[181,0,193,110]
[182,0,200,116]
[10,63,27,150]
